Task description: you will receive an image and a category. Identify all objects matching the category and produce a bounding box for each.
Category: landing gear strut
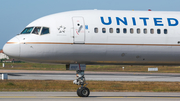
[73,70,90,97]
[66,64,90,97]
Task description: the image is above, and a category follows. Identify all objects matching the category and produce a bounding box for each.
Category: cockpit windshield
[41,27,49,35]
[21,27,34,34]
[20,26,50,35]
[32,27,41,35]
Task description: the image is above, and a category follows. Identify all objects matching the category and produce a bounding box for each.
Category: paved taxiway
[0,92,180,101]
[0,70,180,81]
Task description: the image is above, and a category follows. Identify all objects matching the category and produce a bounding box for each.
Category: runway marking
[0,96,180,99]
[0,96,37,98]
[0,96,79,99]
[98,97,124,98]
[98,97,144,98]
[49,96,79,98]
[99,96,180,99]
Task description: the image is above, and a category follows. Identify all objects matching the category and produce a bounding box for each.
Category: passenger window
[94,28,98,33]
[21,27,34,34]
[144,28,147,34]
[130,28,134,34]
[109,28,113,33]
[137,28,140,34]
[102,28,106,33]
[123,28,127,34]
[150,29,154,34]
[32,27,41,35]
[116,28,120,33]
[41,27,49,35]
[157,29,161,34]
[164,29,168,34]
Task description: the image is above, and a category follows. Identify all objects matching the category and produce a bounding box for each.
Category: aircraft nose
[3,37,20,59]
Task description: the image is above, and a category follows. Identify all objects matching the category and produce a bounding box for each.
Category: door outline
[72,17,85,44]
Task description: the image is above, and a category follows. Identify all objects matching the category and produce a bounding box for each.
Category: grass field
[1,62,180,73]
[0,80,180,92]
[1,63,180,92]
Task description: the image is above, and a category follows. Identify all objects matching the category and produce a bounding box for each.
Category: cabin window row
[94,28,168,34]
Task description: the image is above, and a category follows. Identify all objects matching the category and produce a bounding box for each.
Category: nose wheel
[73,70,90,97]
[77,87,90,97]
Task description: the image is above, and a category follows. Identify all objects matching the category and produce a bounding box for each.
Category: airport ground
[0,80,180,92]
[1,70,180,82]
[1,62,180,100]
[1,62,180,73]
[0,92,180,101]
[0,70,180,92]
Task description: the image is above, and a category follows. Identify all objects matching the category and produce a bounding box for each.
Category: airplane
[3,10,180,97]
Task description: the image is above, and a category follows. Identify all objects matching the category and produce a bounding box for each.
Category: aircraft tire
[77,87,90,97]
[77,88,81,97]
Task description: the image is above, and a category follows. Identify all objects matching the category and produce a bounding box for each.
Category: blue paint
[167,18,179,26]
[85,25,88,29]
[139,18,149,26]
[100,17,112,25]
[154,18,164,26]
[132,17,136,25]
[116,17,127,25]
[100,17,179,26]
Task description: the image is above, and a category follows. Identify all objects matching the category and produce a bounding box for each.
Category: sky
[0,0,180,49]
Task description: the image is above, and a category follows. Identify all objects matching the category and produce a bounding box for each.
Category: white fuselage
[3,10,180,65]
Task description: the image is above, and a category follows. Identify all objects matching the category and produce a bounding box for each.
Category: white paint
[2,73,8,80]
[3,10,180,65]
[148,68,158,71]
[2,63,4,67]
[0,53,9,59]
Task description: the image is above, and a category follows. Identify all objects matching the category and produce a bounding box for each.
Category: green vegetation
[0,63,180,92]
[0,58,7,63]
[0,80,180,92]
[0,63,65,70]
[1,62,180,73]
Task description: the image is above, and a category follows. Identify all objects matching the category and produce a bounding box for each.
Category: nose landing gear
[66,64,90,97]
[73,70,90,97]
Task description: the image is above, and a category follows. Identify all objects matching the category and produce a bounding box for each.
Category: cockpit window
[41,27,49,35]
[21,27,34,34]
[32,27,41,35]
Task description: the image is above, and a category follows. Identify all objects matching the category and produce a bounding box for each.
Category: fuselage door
[72,17,85,43]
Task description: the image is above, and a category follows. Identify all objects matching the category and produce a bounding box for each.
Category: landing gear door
[72,17,85,44]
